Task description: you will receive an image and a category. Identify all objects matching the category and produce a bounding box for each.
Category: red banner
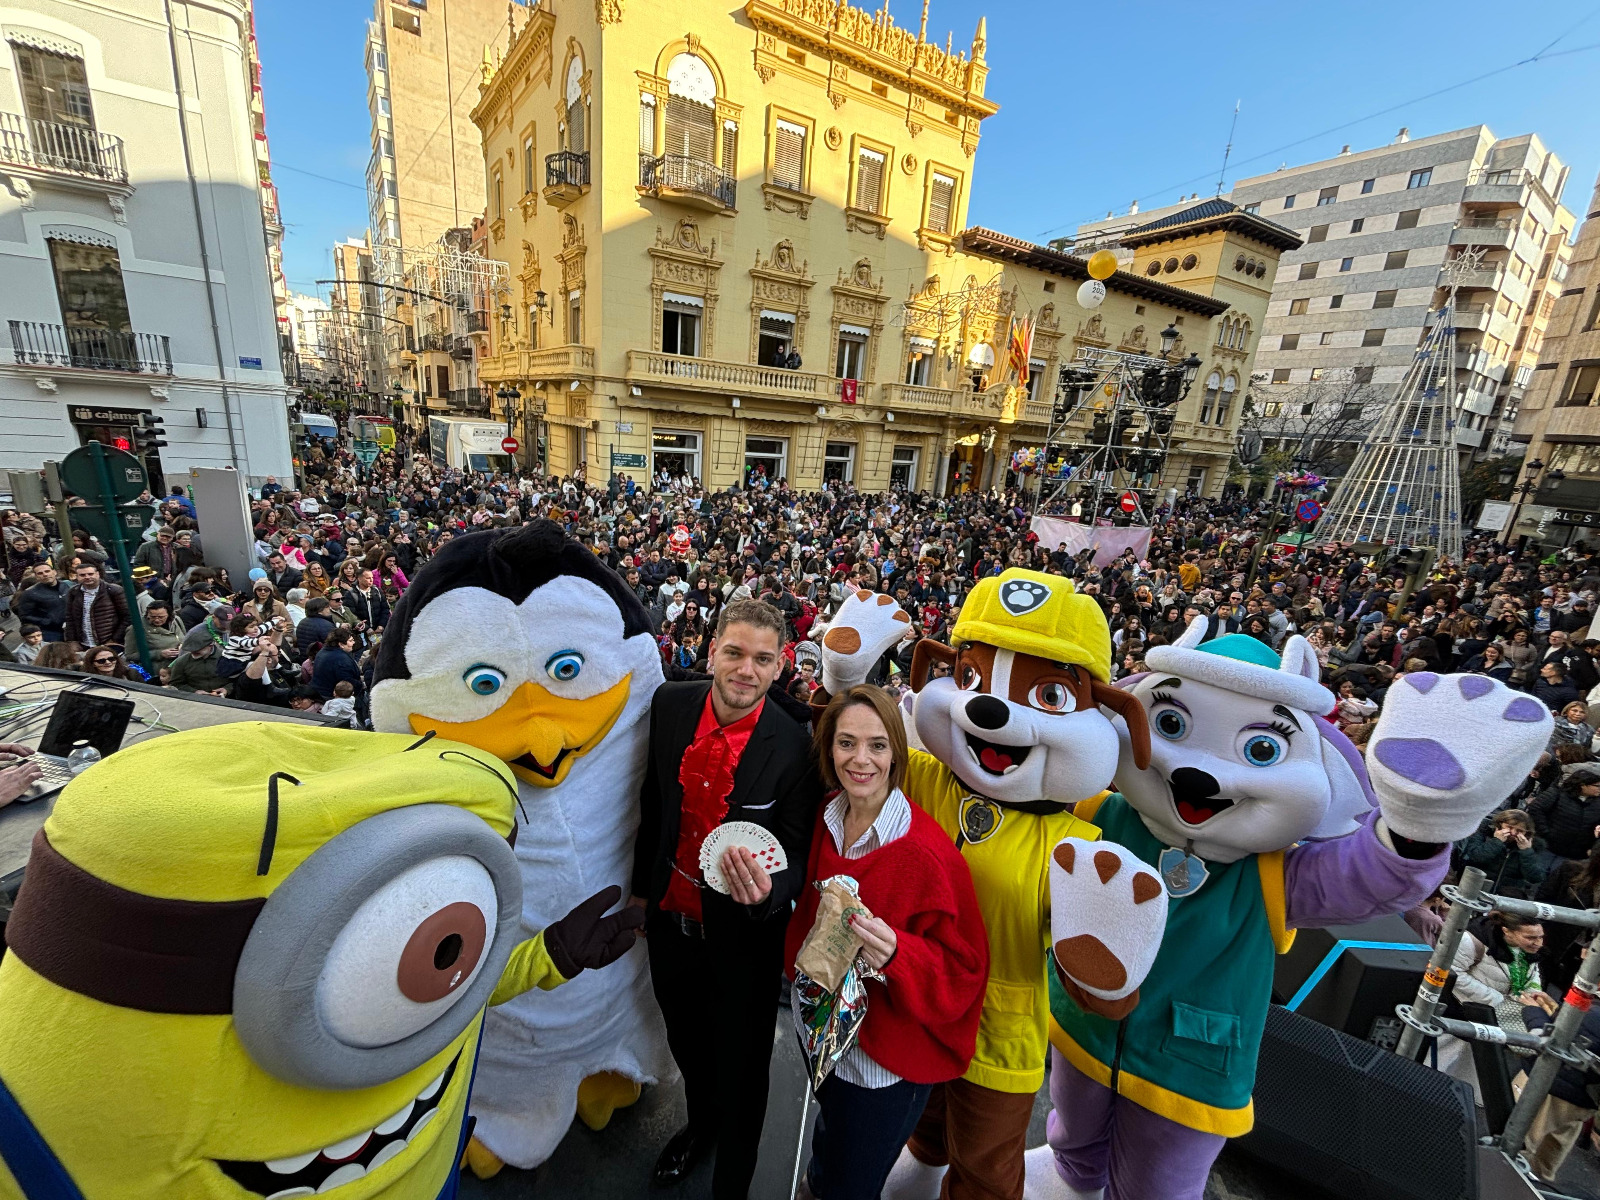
[840,378,858,404]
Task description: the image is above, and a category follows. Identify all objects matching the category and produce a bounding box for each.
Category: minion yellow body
[0,723,567,1200]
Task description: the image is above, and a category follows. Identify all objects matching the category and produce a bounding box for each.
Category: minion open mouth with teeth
[0,722,640,1200]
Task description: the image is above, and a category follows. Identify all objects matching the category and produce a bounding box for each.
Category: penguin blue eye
[1153,708,1188,741]
[546,650,584,683]
[1239,733,1284,767]
[463,665,505,696]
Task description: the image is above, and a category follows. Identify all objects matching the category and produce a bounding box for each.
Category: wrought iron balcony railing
[638,153,736,209]
[466,309,489,333]
[9,320,172,374]
[448,385,493,411]
[0,113,128,185]
[546,150,590,190]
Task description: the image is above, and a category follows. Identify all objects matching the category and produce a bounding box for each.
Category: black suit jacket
[632,680,820,934]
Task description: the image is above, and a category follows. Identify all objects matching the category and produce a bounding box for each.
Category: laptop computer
[9,689,136,803]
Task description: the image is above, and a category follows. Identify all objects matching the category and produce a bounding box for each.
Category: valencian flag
[1004,316,1034,386]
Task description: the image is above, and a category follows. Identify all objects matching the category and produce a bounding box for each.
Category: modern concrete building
[1078,127,1576,467]
[0,0,293,490]
[1506,170,1600,547]
[466,0,1293,496]
[364,0,514,418]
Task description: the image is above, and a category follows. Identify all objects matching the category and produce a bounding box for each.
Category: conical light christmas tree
[1317,301,1464,561]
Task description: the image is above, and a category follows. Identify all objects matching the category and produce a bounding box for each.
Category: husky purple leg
[1045,1048,1223,1200]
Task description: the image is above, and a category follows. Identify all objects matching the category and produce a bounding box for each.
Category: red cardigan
[785,798,989,1085]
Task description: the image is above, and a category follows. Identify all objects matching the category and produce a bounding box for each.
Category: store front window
[652,429,701,481]
[745,436,787,487]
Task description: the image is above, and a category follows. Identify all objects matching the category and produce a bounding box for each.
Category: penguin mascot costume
[371,521,674,1174]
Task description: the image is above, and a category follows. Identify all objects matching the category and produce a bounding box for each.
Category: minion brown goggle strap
[4,830,265,1016]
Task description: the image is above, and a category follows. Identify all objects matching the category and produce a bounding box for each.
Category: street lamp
[531,290,552,325]
[1159,323,1180,357]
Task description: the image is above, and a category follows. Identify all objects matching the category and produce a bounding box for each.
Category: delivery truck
[427,416,514,473]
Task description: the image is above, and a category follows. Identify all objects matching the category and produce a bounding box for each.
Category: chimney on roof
[1106,211,1113,219]
[1395,127,1410,143]
[1339,144,1351,155]
[1129,200,1139,215]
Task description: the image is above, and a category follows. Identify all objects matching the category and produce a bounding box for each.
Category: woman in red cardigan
[788,685,989,1200]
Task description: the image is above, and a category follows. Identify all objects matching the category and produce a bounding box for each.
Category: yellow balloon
[1087,249,1119,281]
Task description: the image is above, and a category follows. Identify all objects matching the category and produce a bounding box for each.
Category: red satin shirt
[661,692,765,921]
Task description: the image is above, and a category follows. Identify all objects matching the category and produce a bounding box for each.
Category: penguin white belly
[467,734,677,1169]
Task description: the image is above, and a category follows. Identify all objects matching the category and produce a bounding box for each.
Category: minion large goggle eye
[233,803,521,1090]
[5,804,520,1092]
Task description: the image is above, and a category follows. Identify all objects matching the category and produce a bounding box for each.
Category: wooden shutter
[773,120,806,191]
[856,148,884,213]
[567,99,585,154]
[721,122,738,174]
[665,95,715,161]
[639,97,656,154]
[928,173,955,232]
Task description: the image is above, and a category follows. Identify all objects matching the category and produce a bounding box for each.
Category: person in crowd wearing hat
[131,526,180,583]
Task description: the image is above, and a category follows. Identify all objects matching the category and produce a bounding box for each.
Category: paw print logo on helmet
[999,579,1051,617]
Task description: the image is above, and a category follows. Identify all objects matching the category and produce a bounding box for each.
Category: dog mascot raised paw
[371,521,673,1173]
[0,722,641,1200]
[1026,619,1553,1200]
[817,570,1149,1200]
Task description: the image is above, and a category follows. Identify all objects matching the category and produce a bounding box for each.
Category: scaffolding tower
[1316,300,1465,561]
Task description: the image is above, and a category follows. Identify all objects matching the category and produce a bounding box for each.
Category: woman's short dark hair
[812,685,908,796]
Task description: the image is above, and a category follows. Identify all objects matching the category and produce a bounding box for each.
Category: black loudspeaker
[1237,1005,1476,1200]
[1272,913,1432,1044]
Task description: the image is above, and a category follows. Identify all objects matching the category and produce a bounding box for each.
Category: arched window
[665,52,716,164]
[1200,371,1221,423]
[1217,375,1238,425]
[565,56,585,154]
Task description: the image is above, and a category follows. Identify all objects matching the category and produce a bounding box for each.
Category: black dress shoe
[653,1127,714,1185]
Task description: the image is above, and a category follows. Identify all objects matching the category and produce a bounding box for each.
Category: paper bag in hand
[796,876,871,991]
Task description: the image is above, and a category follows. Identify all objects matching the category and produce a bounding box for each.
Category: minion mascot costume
[1026,618,1554,1200]
[369,520,673,1175]
[0,722,641,1199]
[818,570,1150,1200]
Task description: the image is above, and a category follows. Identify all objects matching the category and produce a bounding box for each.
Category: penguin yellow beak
[407,676,632,788]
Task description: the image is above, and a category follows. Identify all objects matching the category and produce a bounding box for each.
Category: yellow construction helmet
[951,568,1113,682]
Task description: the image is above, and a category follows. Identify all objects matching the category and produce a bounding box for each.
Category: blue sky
[257,0,1600,296]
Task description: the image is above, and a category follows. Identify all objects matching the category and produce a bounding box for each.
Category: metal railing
[9,320,171,374]
[638,152,736,208]
[1394,866,1600,1164]
[1467,167,1531,188]
[546,149,590,190]
[466,310,489,333]
[448,385,493,411]
[0,113,127,184]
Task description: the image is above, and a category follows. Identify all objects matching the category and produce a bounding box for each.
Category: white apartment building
[0,0,292,493]
[1077,127,1575,464]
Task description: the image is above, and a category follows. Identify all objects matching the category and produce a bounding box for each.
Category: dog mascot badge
[371,521,674,1173]
[1029,619,1552,1200]
[819,570,1149,1200]
[0,723,640,1199]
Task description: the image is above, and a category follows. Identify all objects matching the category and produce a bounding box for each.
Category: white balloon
[1077,279,1106,309]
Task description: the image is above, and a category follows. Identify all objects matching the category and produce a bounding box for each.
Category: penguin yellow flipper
[575,1071,644,1130]
[463,1136,505,1179]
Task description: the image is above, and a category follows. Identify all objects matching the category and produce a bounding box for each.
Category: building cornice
[1118,210,1303,253]
[743,0,998,124]
[472,4,557,126]
[958,228,1230,317]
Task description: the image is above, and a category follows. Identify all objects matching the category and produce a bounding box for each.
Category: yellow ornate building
[470,0,1296,496]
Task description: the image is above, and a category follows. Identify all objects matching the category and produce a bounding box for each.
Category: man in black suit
[632,598,820,1199]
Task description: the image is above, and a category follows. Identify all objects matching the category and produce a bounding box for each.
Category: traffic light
[133,413,168,453]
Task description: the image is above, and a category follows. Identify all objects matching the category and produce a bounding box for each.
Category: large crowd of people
[6,428,1600,1193]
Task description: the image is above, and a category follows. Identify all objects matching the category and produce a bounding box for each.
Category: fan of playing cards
[700,821,788,894]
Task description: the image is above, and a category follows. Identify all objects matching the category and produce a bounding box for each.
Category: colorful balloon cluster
[1011,446,1043,475]
[1274,472,1326,492]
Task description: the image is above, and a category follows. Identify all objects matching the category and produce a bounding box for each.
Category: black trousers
[647,908,785,1200]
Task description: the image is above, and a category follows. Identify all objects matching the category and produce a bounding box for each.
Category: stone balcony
[1543,404,1600,445]
[480,343,596,383]
[626,349,850,405]
[880,382,965,415]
